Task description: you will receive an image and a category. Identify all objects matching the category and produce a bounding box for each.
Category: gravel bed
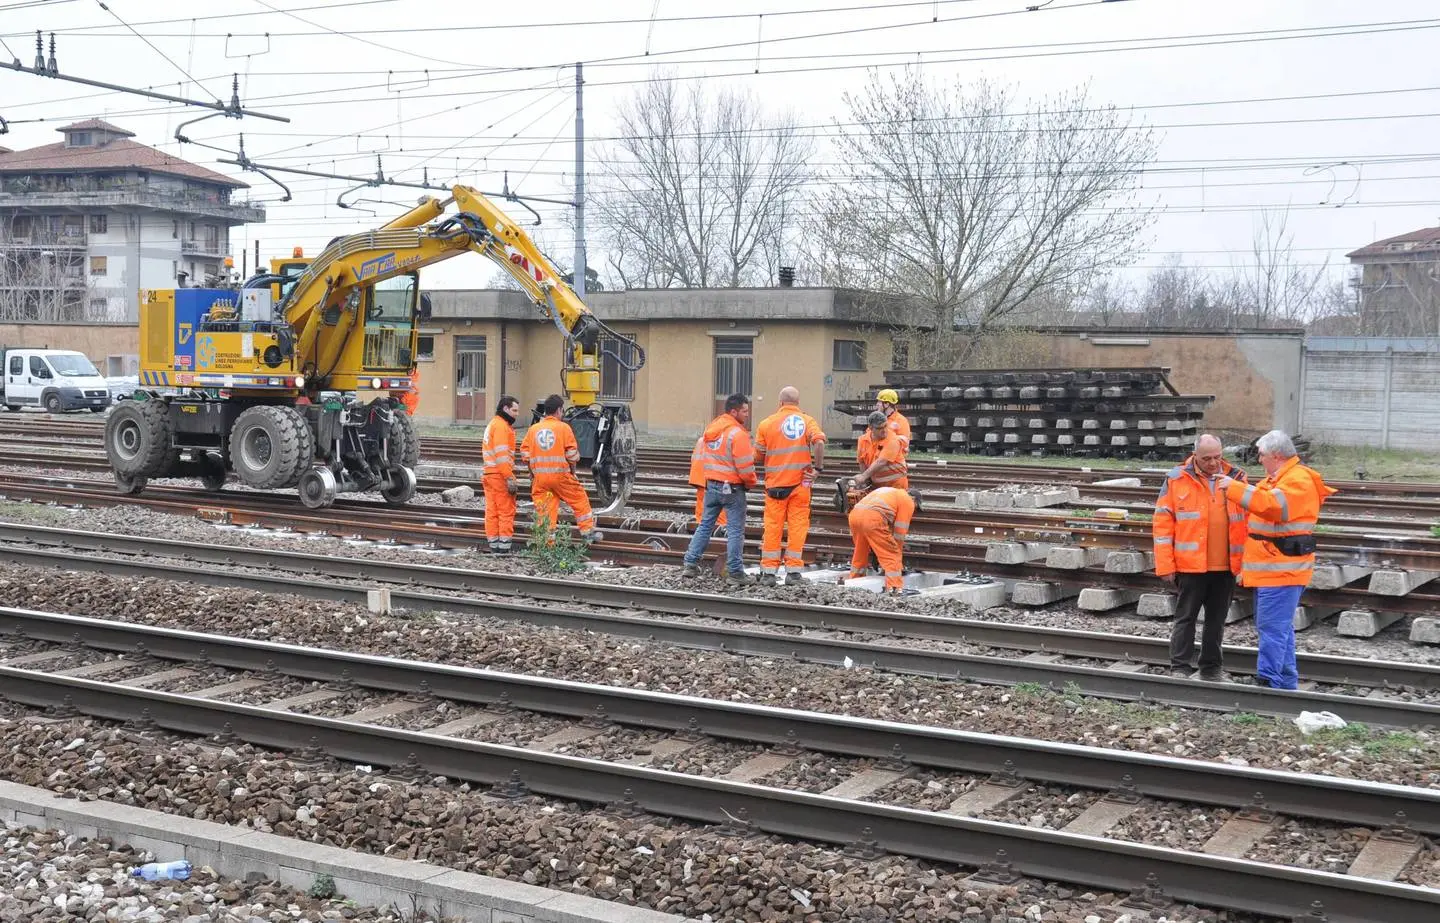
[1,560,1436,791]
[225,678,320,707]
[983,786,1098,830]
[552,727,675,761]
[462,712,574,747]
[369,699,479,731]
[1104,802,1227,852]
[751,754,875,795]
[0,716,1248,923]
[1399,840,1440,888]
[0,822,457,922]
[1245,819,1368,875]
[289,690,390,719]
[651,741,758,778]
[875,772,983,812]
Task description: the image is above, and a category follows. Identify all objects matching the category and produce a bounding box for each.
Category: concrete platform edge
[0,780,688,923]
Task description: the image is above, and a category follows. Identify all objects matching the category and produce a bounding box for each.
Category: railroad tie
[428,712,504,737]
[265,689,346,711]
[116,668,194,689]
[526,725,610,752]
[1200,814,1277,858]
[187,678,269,699]
[1347,820,1424,881]
[52,660,131,679]
[721,752,798,783]
[944,780,1027,817]
[622,736,704,767]
[343,699,430,723]
[1062,797,1144,837]
[822,768,911,801]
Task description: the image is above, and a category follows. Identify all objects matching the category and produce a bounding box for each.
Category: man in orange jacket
[875,388,911,455]
[1218,430,1336,690]
[688,433,725,532]
[1153,434,1248,680]
[847,486,920,595]
[853,411,908,491]
[681,393,757,584]
[754,386,826,586]
[481,394,520,553]
[520,394,597,542]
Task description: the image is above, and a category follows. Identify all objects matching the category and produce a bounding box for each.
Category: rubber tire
[43,392,62,414]
[113,472,147,495]
[3,405,17,412]
[106,399,173,479]
[389,409,420,469]
[282,411,316,489]
[228,405,305,490]
[88,406,105,414]
[199,452,228,491]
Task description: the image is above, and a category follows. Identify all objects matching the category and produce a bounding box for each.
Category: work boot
[489,539,512,554]
[1198,669,1229,683]
[579,530,602,544]
[725,572,754,586]
[758,573,777,587]
[680,563,701,579]
[1168,665,1195,679]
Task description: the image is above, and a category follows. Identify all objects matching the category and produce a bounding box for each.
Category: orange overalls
[688,434,726,529]
[856,429,908,490]
[755,405,825,576]
[520,416,595,537]
[481,413,516,544]
[848,487,916,591]
[401,366,420,416]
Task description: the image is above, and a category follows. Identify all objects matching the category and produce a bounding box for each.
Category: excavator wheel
[298,466,338,509]
[229,405,306,490]
[283,416,317,489]
[389,409,420,469]
[198,452,228,492]
[380,465,416,506]
[106,399,173,479]
[113,471,147,495]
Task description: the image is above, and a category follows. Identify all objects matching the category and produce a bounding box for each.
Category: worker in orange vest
[852,410,908,491]
[1217,430,1336,690]
[754,386,826,586]
[875,388,911,455]
[688,434,726,532]
[391,364,420,416]
[481,394,520,553]
[520,394,597,542]
[847,486,920,595]
[681,393,757,584]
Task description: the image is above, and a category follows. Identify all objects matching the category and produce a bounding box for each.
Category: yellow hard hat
[876,388,899,404]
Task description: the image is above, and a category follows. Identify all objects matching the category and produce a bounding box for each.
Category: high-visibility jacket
[1153,455,1248,576]
[886,410,912,455]
[692,413,758,487]
[481,414,516,479]
[755,405,826,488]
[1224,456,1337,587]
[520,416,580,476]
[856,430,907,487]
[853,487,915,540]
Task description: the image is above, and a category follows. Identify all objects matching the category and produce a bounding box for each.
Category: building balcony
[0,186,264,224]
[181,238,228,257]
[0,231,88,249]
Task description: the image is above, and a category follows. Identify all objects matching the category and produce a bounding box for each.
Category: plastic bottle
[131,860,192,881]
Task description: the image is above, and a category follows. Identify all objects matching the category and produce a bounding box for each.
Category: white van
[1,347,112,413]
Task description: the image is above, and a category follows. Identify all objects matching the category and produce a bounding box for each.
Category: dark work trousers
[1169,571,1235,671]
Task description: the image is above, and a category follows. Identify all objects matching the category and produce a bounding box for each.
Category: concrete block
[1136,419,1155,431]
[1083,435,1102,446]
[1055,419,1073,429]
[1092,477,1143,488]
[1056,435,1074,446]
[1019,386,1042,400]
[1047,387,1068,399]
[1012,487,1078,508]
[950,431,968,444]
[1109,436,1130,447]
[440,485,475,503]
[367,588,392,615]
[1031,435,1050,445]
[990,387,1013,399]
[985,541,1053,564]
[1138,436,1157,447]
[1337,609,1406,638]
[1310,563,1375,591]
[915,580,1008,609]
[977,417,995,428]
[964,387,986,399]
[1136,593,1176,618]
[1010,581,1079,606]
[1106,660,1149,673]
[1104,550,1154,573]
[1102,386,1127,398]
[1164,437,1184,447]
[1002,417,1020,428]
[924,432,941,442]
[1367,568,1439,596]
[1411,618,1440,645]
[926,416,943,427]
[1082,419,1100,430]
[951,490,981,508]
[1077,587,1141,612]
[1045,545,1108,569]
[1165,420,1185,431]
[1293,606,1339,631]
[1027,418,1045,429]
[1226,596,1254,623]
[942,387,964,400]
[976,491,1016,510]
[983,433,1001,444]
[1003,433,1020,444]
[952,416,969,427]
[1079,386,1101,399]
[1110,419,1127,430]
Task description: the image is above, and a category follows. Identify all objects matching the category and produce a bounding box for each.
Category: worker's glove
[506,478,518,496]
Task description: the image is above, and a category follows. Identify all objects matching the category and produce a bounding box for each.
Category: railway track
[1,521,1436,728]
[1,604,1437,922]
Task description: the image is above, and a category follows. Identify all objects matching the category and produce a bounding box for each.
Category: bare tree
[0,217,92,321]
[1230,208,1326,326]
[590,78,812,288]
[804,69,1157,366]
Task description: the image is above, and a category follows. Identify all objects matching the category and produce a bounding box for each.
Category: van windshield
[47,354,99,377]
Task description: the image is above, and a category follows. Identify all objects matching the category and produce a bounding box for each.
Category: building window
[89,214,107,234]
[713,336,754,401]
[172,220,178,239]
[599,332,639,401]
[833,339,866,371]
[89,298,108,315]
[89,256,107,276]
[68,132,91,147]
[416,335,435,361]
[455,335,487,392]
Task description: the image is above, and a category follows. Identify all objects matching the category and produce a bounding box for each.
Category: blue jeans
[1254,584,1303,690]
[684,481,748,574]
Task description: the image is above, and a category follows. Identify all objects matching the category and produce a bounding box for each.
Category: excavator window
[368,273,418,324]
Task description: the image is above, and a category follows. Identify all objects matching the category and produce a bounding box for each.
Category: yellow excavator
[105,185,644,511]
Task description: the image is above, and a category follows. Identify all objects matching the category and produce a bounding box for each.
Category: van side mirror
[419,292,433,321]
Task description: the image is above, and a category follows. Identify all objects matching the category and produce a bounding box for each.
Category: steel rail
[5,603,1439,837]
[2,543,1436,729]
[0,667,1433,922]
[4,521,1436,692]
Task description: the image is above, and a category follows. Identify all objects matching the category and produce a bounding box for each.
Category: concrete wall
[1026,329,1303,434]
[1301,338,1440,449]
[0,322,138,373]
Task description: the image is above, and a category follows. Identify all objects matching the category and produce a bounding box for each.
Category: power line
[248,0,485,70]
[91,0,224,106]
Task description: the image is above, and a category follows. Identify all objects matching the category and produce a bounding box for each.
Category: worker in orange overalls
[481,394,520,553]
[754,386,826,586]
[520,393,597,542]
[681,393,757,584]
[847,486,920,595]
[852,410,908,491]
[875,388,911,456]
[688,433,726,532]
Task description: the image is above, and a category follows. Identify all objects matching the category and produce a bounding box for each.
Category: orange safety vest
[1226,456,1336,587]
[1153,456,1248,576]
[886,410,911,455]
[857,430,906,486]
[481,414,516,479]
[520,416,580,477]
[692,414,758,487]
[755,405,825,488]
[854,487,915,539]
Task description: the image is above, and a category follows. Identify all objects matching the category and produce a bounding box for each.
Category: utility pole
[573,61,587,298]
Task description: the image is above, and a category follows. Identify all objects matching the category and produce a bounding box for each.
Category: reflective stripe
[766,461,813,472]
[1175,511,1201,521]
[530,462,569,474]
[884,570,902,577]
[1242,559,1313,572]
[1271,489,1291,520]
[760,550,781,561]
[1229,545,1246,554]
[1174,542,1200,552]
[1154,504,1172,514]
[1249,519,1316,534]
[894,522,910,535]
[763,445,810,458]
[1240,485,1256,508]
[1153,536,1173,545]
[1228,513,1245,522]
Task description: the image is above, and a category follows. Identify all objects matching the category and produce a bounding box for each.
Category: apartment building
[0,119,264,322]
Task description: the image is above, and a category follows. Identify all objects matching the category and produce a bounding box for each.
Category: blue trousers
[1254,584,1303,690]
[684,481,748,574]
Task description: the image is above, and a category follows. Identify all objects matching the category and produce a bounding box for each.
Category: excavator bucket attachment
[562,404,637,516]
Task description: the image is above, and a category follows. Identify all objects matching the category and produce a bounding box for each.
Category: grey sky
[2,0,1437,292]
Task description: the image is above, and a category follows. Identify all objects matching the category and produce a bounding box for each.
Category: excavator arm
[272,185,645,510]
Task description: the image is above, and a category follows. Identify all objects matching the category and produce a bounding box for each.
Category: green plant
[524,517,589,574]
[308,873,337,899]
[1230,712,1262,725]
[1430,523,1440,539]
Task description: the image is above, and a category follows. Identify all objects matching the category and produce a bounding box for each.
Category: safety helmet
[876,388,899,405]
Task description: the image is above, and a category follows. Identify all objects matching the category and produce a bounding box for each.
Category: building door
[713,336,754,417]
[453,335,487,424]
